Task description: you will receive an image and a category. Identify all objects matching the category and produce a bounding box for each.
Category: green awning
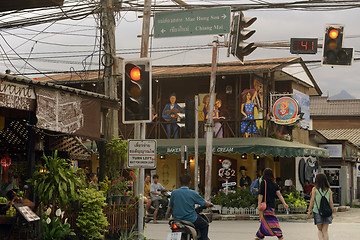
[156,137,329,158]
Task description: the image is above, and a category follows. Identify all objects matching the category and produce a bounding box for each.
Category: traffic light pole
[137,0,151,239]
[205,36,219,201]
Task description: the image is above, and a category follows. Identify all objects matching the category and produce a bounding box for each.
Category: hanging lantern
[1,153,11,183]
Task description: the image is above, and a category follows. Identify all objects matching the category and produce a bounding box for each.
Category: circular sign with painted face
[271,96,301,125]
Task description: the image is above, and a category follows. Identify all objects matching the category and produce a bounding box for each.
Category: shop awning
[156,137,329,158]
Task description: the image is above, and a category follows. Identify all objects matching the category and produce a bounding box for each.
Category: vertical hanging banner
[35,87,101,139]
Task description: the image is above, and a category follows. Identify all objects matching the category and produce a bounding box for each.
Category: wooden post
[205,36,219,201]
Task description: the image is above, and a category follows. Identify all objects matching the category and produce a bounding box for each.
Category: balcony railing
[119,118,266,139]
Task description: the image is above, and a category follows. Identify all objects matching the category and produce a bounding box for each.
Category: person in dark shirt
[255,168,288,240]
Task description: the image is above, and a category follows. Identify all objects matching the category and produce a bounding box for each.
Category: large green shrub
[283,190,307,208]
[212,188,257,208]
[76,188,109,240]
[29,151,84,207]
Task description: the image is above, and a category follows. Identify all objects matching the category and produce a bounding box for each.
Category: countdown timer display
[290,38,318,54]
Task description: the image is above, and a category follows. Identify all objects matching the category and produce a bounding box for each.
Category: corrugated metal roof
[317,129,360,145]
[0,72,118,102]
[310,96,360,116]
[34,57,301,82]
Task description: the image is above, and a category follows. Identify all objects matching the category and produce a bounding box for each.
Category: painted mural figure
[239,166,252,189]
[202,96,224,138]
[162,93,183,139]
[240,89,258,138]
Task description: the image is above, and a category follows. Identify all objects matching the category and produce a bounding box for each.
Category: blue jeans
[166,122,179,138]
[193,214,209,240]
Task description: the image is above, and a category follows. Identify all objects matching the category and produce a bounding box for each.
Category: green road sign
[154,7,231,38]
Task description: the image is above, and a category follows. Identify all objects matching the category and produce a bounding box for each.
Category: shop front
[319,142,360,206]
[154,137,329,192]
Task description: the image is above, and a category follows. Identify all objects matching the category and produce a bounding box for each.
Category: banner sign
[35,87,101,139]
[0,81,35,111]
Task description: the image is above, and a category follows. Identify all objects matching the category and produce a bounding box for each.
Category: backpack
[250,178,260,195]
[315,189,332,217]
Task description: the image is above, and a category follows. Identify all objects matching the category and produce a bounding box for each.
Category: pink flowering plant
[110,170,136,196]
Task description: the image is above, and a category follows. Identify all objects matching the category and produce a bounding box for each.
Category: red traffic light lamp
[129,66,141,81]
[122,58,152,123]
[322,25,353,66]
[328,28,339,39]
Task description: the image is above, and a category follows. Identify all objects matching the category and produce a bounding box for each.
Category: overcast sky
[0,0,359,98]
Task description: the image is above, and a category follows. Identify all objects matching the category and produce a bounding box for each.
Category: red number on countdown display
[301,41,308,50]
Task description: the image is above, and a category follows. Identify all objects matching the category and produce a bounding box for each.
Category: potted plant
[110,176,128,204]
[76,187,109,240]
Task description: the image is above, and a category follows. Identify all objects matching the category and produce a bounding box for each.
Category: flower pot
[112,195,121,205]
[122,195,130,205]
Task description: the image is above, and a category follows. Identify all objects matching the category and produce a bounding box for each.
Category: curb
[213,213,308,221]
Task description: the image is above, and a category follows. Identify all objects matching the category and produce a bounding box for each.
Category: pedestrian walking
[255,168,289,240]
[307,173,334,240]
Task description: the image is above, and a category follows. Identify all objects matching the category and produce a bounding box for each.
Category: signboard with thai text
[154,7,231,38]
[128,140,157,168]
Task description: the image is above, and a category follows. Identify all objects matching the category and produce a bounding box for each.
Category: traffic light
[322,25,353,66]
[231,11,257,63]
[122,58,152,123]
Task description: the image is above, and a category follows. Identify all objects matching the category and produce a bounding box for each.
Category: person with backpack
[251,168,265,195]
[307,173,334,240]
[255,168,289,240]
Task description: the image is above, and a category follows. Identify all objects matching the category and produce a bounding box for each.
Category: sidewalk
[212,206,360,223]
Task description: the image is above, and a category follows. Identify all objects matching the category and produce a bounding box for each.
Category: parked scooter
[168,205,213,240]
[145,190,172,223]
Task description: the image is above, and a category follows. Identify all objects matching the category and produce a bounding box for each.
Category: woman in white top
[307,173,334,240]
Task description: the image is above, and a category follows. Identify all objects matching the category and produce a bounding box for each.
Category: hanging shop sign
[35,87,101,139]
[271,96,301,125]
[0,81,36,111]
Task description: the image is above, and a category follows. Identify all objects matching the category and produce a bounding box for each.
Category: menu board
[14,204,40,222]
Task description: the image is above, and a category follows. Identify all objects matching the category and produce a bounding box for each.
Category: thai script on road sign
[154,7,231,38]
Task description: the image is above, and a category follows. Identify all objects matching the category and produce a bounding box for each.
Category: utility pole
[100,0,118,180]
[138,0,152,239]
[204,36,219,201]
[194,95,199,192]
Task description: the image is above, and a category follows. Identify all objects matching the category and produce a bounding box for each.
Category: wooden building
[35,57,329,192]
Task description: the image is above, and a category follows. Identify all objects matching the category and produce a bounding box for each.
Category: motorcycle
[168,205,213,240]
[145,190,172,223]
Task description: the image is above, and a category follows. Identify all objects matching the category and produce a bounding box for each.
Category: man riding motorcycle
[169,174,213,240]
